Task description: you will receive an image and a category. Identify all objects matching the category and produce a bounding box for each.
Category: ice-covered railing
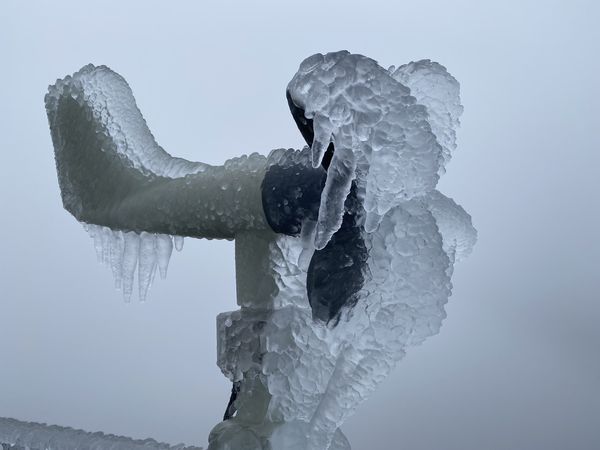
[0,417,202,450]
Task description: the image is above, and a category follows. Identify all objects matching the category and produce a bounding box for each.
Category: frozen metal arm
[46,64,269,241]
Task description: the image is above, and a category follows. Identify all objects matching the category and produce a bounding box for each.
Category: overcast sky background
[1,1,599,449]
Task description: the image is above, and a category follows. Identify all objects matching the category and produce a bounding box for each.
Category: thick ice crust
[215,185,474,449]
[43,52,476,450]
[287,52,464,247]
[45,64,269,300]
[46,64,268,238]
[0,417,202,450]
[211,52,474,449]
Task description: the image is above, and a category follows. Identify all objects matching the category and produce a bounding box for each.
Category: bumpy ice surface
[287,51,464,247]
[25,51,477,450]
[45,65,269,301]
[0,417,202,450]
[212,53,476,449]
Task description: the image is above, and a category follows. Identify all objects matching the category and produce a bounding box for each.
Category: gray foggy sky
[0,1,598,449]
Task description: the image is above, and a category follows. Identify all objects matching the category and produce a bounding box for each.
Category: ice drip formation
[1,51,476,450]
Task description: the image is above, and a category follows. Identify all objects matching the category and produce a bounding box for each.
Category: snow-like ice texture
[213,179,475,449]
[425,190,478,265]
[45,65,270,301]
[210,53,475,450]
[390,60,463,173]
[0,417,202,450]
[42,53,476,450]
[287,51,463,247]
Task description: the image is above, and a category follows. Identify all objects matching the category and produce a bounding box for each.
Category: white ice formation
[211,53,475,450]
[45,65,269,301]
[0,417,202,450]
[213,184,475,450]
[390,60,463,173]
[32,52,477,450]
[287,51,464,247]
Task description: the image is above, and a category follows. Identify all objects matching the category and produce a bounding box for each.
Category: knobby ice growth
[0,51,477,450]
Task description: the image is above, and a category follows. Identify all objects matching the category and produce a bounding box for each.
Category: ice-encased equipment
[1,51,477,450]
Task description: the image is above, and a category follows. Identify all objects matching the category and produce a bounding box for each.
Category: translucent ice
[42,52,477,450]
[287,51,462,247]
[210,53,475,450]
[391,60,463,173]
[46,64,270,300]
[85,224,173,301]
[213,182,476,449]
[0,417,202,450]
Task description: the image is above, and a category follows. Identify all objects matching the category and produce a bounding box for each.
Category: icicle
[100,226,112,265]
[109,230,125,289]
[83,224,180,302]
[298,219,317,269]
[121,231,140,302]
[138,232,157,302]
[90,225,104,261]
[311,114,334,168]
[174,236,184,251]
[314,143,356,250]
[156,234,173,279]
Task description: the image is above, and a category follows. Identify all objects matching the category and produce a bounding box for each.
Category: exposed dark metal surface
[261,162,326,236]
[223,381,241,421]
[306,185,367,325]
[285,90,369,325]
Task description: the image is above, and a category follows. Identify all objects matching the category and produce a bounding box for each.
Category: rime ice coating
[287,52,463,247]
[0,417,202,450]
[425,190,477,264]
[45,64,269,300]
[41,52,477,450]
[213,184,476,450]
[391,60,463,173]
